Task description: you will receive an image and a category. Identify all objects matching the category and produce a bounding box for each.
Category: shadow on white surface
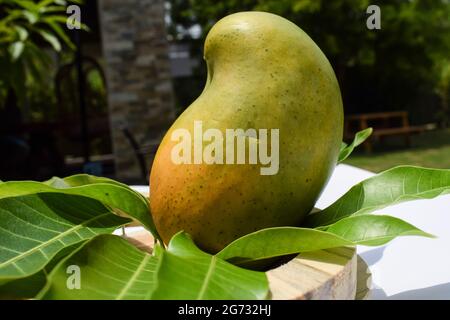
[370,285,388,299]
[372,282,450,300]
[359,246,386,266]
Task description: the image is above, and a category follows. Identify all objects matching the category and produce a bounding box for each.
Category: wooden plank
[355,255,372,300]
[346,111,407,121]
[267,247,356,299]
[372,126,426,136]
[343,111,435,153]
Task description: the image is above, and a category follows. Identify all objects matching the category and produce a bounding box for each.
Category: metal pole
[74,29,90,164]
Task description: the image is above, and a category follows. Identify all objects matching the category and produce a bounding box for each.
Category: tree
[435,59,450,127]
[169,0,450,125]
[0,0,82,108]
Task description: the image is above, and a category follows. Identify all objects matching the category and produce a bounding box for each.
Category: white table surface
[130,164,450,300]
[316,164,450,300]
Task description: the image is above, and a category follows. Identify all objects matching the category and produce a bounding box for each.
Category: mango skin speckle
[150,12,343,253]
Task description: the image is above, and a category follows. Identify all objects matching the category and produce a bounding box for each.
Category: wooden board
[355,255,372,300]
[123,229,365,300]
[267,247,356,299]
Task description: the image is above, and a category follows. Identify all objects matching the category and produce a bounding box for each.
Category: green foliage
[0,0,81,104]
[435,59,450,127]
[37,235,161,299]
[38,233,269,299]
[0,173,161,239]
[0,131,449,299]
[0,173,158,288]
[0,193,130,283]
[305,166,450,227]
[339,127,373,162]
[169,0,450,123]
[217,215,432,266]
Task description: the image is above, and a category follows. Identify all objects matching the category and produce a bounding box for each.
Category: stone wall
[98,0,175,182]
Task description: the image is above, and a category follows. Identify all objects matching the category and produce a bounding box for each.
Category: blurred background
[0,0,449,184]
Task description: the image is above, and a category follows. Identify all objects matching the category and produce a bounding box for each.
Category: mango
[150,12,343,253]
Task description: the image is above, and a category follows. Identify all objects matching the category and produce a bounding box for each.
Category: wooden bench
[345,111,434,153]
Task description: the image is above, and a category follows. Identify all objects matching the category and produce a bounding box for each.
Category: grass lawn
[343,129,450,173]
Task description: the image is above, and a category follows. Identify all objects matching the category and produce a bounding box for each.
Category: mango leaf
[0,193,130,284]
[151,232,268,300]
[304,166,450,227]
[44,177,70,189]
[37,0,62,10]
[217,215,432,266]
[0,242,85,299]
[43,18,75,49]
[37,234,161,300]
[338,128,373,162]
[325,214,434,246]
[37,29,61,51]
[21,11,39,24]
[340,142,348,153]
[8,41,24,60]
[39,233,269,300]
[0,270,47,300]
[13,0,39,12]
[217,227,351,266]
[14,26,28,41]
[0,174,159,240]
[56,174,136,190]
[46,174,147,203]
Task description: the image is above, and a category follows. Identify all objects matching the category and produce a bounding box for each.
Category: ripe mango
[150,12,343,253]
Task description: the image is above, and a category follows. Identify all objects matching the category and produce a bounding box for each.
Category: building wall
[98,0,175,182]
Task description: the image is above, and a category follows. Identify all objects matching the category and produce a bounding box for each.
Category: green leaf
[216,227,353,266]
[56,174,132,189]
[0,193,130,284]
[8,42,24,60]
[53,0,69,5]
[217,214,433,266]
[39,6,67,13]
[305,166,450,227]
[44,177,71,189]
[0,241,84,299]
[37,234,161,300]
[151,232,268,299]
[37,29,61,51]
[338,128,373,162]
[43,19,75,50]
[14,26,28,41]
[21,11,39,24]
[0,174,160,240]
[0,271,46,299]
[14,0,39,12]
[325,214,434,246]
[38,233,269,300]
[37,0,60,10]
